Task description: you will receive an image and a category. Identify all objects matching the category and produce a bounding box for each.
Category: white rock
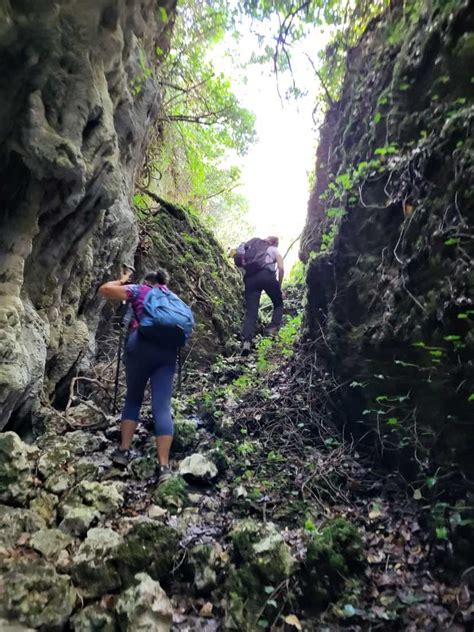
[178,454,218,481]
[116,572,173,631]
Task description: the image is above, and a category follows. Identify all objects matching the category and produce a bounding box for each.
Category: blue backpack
[138,287,194,347]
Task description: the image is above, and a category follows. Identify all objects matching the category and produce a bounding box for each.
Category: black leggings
[242,269,283,341]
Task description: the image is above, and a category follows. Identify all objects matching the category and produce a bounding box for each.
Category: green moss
[117,521,178,583]
[152,475,188,511]
[173,419,197,452]
[302,518,364,609]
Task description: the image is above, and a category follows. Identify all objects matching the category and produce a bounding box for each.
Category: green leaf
[343,604,356,617]
[387,417,398,426]
[468,394,474,402]
[436,527,448,540]
[373,111,381,124]
[264,586,274,594]
[444,238,460,245]
[304,518,316,532]
[159,6,168,22]
[327,207,347,218]
[444,335,461,341]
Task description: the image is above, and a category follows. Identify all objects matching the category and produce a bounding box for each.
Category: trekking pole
[112,301,126,415]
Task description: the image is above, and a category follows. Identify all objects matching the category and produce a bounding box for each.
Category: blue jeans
[121,331,177,436]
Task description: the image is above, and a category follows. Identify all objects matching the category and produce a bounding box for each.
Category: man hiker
[235,236,284,356]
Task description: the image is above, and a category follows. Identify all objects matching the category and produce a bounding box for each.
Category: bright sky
[210,22,331,269]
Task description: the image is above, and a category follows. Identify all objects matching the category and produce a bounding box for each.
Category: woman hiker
[99,268,177,484]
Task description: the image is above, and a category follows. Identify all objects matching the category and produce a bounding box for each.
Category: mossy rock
[0,432,36,506]
[70,528,124,598]
[224,520,296,627]
[117,519,179,583]
[71,603,116,631]
[302,517,364,609]
[152,475,188,511]
[173,418,198,452]
[0,559,76,628]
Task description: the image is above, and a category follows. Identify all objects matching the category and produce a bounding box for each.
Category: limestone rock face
[300,0,474,476]
[0,0,176,427]
[115,572,173,632]
[0,560,76,629]
[0,432,36,505]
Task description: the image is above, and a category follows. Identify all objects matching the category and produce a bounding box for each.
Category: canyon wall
[301,0,474,478]
[0,0,241,428]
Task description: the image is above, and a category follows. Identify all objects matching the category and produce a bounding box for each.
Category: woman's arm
[99,270,132,300]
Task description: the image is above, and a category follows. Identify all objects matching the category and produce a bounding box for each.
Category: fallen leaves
[284,614,302,630]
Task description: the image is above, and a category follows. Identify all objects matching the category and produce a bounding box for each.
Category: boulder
[117,518,179,583]
[153,475,188,511]
[302,517,364,608]
[0,433,36,505]
[37,446,71,479]
[71,604,116,632]
[0,560,76,628]
[72,457,100,483]
[178,454,218,482]
[71,527,124,598]
[64,429,107,455]
[59,505,98,537]
[29,490,58,526]
[30,528,74,560]
[65,402,107,427]
[44,469,74,495]
[148,504,168,520]
[59,480,123,534]
[188,542,223,594]
[115,573,173,632]
[0,619,34,631]
[231,519,295,584]
[0,505,46,547]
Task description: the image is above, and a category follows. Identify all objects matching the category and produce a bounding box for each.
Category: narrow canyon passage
[0,1,472,630]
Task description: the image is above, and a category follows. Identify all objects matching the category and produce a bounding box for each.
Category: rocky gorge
[0,0,473,630]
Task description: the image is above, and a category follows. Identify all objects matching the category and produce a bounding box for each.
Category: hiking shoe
[157,465,172,485]
[241,341,251,357]
[111,448,132,467]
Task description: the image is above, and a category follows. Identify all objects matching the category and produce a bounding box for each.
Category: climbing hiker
[234,236,284,356]
[99,268,194,483]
